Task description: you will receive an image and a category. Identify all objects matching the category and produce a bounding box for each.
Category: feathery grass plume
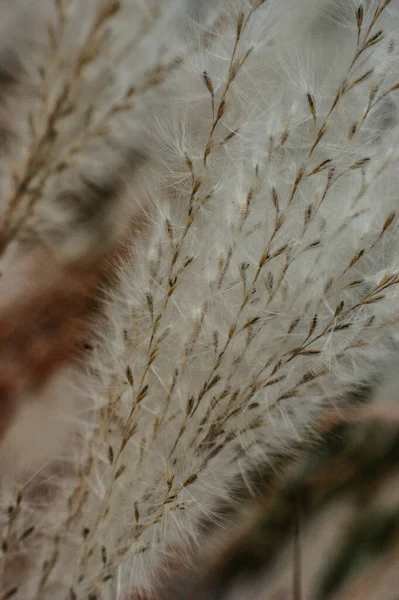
[0,0,151,465]
[0,0,399,598]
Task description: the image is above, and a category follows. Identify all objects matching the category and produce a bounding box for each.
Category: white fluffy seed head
[1,1,399,598]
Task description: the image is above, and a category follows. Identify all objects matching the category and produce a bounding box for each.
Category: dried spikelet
[0,1,399,599]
